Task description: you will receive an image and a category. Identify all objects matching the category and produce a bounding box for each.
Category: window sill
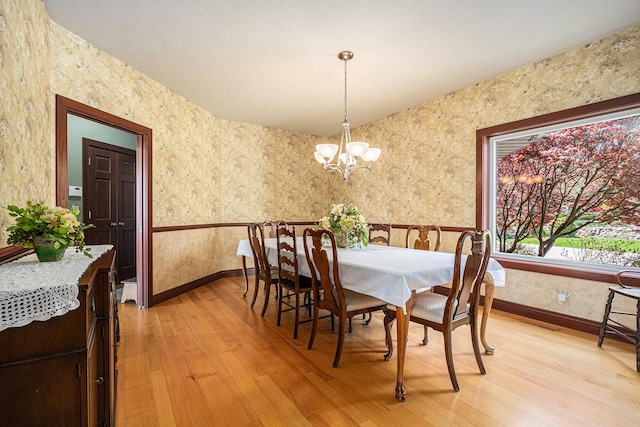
[493,255,640,285]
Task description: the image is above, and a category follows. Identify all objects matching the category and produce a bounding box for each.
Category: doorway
[55,95,152,308]
[83,138,137,281]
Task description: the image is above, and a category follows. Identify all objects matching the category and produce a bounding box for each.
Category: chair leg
[383,308,395,361]
[365,312,373,325]
[305,292,312,316]
[422,325,429,345]
[333,316,347,368]
[250,275,260,308]
[348,318,353,333]
[470,315,486,375]
[276,285,283,327]
[598,289,615,347]
[261,281,271,317]
[293,291,301,340]
[308,306,319,350]
[443,327,459,392]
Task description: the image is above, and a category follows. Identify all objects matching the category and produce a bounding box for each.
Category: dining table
[236,237,506,401]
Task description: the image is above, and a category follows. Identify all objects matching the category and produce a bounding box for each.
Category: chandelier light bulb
[346,142,369,158]
[316,144,339,162]
[362,147,381,162]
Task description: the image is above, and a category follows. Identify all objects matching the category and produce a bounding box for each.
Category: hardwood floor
[116,276,640,426]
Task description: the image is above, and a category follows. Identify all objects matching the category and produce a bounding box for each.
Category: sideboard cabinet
[0,250,118,427]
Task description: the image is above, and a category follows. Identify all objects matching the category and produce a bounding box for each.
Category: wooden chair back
[276,222,299,287]
[248,222,270,283]
[406,224,442,251]
[447,230,491,321]
[368,223,391,246]
[303,228,343,314]
[264,220,286,238]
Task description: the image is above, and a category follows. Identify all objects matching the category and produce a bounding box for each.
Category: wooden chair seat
[341,289,387,312]
[409,293,465,323]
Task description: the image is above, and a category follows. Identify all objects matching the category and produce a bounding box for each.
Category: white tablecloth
[0,245,113,332]
[237,238,505,309]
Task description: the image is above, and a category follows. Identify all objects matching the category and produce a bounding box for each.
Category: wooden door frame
[56,94,152,308]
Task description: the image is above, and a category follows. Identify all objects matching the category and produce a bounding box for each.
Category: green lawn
[518,237,640,252]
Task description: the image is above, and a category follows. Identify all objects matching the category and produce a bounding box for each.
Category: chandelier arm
[345,163,372,178]
[324,163,346,175]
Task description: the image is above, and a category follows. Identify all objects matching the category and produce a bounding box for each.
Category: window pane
[491,113,640,268]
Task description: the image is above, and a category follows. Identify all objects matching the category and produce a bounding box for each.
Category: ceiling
[43,1,640,137]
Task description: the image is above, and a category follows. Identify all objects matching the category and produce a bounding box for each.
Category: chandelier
[313,51,381,181]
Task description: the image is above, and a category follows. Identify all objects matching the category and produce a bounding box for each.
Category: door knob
[118,222,125,227]
[110,222,118,227]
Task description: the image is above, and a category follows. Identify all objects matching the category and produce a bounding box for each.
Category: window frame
[476,92,640,284]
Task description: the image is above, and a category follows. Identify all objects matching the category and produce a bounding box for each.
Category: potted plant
[5,200,94,261]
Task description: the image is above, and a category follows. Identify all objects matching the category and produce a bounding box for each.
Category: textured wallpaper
[0,0,52,246]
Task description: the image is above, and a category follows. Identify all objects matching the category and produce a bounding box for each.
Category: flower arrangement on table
[5,200,95,260]
[319,203,368,248]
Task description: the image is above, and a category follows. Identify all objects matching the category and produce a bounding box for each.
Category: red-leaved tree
[496,116,640,256]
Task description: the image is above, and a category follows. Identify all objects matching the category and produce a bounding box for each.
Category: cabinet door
[0,353,83,426]
[87,328,100,427]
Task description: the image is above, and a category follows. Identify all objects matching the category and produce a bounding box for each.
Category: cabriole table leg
[395,292,415,402]
[480,278,496,355]
[241,256,249,297]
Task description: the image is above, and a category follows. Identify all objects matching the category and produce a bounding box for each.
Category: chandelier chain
[344,56,348,122]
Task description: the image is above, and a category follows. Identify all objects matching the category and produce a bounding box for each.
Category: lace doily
[0,245,113,332]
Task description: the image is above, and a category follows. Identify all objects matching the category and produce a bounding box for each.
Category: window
[477,93,640,281]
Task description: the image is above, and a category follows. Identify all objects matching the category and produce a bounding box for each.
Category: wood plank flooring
[115,276,640,426]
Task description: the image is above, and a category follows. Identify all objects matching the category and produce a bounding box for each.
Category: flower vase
[33,236,66,262]
[334,231,349,248]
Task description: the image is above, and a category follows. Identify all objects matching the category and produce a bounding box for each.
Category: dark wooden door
[83,138,136,281]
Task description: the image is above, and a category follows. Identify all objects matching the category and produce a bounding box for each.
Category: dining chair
[276,222,313,339]
[303,228,387,368]
[597,270,640,372]
[348,223,391,330]
[368,223,392,246]
[263,220,286,302]
[264,220,286,238]
[383,229,492,391]
[406,224,442,251]
[406,224,443,340]
[248,222,279,316]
